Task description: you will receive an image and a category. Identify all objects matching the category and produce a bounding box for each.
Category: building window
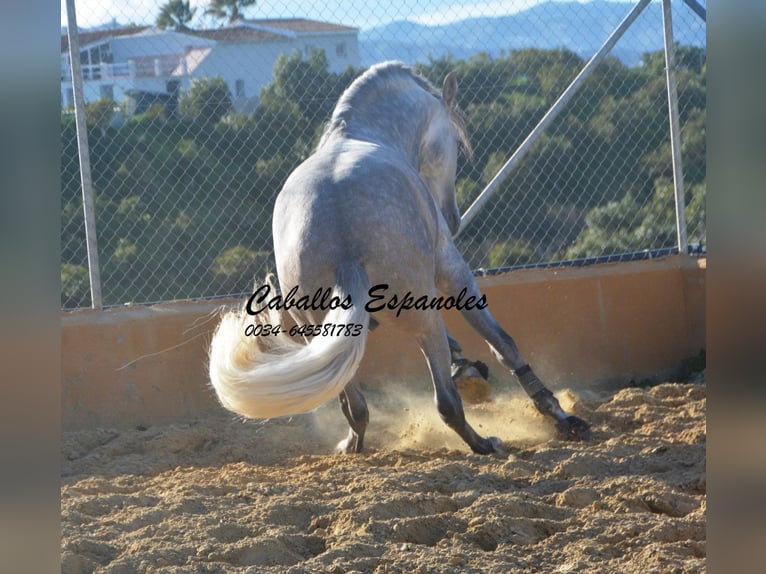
[100,84,114,101]
[235,79,245,97]
[99,43,113,64]
[79,49,91,79]
[64,88,74,108]
[89,47,102,79]
[336,42,347,58]
[166,80,180,96]
[304,44,317,58]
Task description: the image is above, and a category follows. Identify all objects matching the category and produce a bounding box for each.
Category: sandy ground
[61,372,706,573]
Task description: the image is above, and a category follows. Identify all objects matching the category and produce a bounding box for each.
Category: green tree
[211,246,270,293]
[156,0,196,31]
[508,48,583,103]
[61,263,90,308]
[565,178,705,259]
[204,0,256,24]
[260,50,338,126]
[112,238,138,270]
[179,76,232,124]
[85,97,115,133]
[488,240,536,268]
[641,108,706,186]
[640,45,706,77]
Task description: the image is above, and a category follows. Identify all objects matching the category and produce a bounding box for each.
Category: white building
[61,19,360,113]
[182,19,360,113]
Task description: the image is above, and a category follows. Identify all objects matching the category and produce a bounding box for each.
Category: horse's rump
[208,262,371,419]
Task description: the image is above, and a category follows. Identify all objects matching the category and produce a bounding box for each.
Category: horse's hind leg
[336,382,369,454]
[419,319,502,454]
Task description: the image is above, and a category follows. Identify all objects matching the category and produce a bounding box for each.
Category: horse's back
[276,139,429,223]
[273,138,442,305]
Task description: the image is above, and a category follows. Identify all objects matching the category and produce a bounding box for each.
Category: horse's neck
[346,115,428,168]
[328,83,434,169]
[350,127,419,163]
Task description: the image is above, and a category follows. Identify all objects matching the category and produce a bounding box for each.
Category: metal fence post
[457,0,652,236]
[65,0,103,309]
[662,0,689,255]
[682,0,707,22]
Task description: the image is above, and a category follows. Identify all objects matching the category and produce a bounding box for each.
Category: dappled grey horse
[209,61,590,454]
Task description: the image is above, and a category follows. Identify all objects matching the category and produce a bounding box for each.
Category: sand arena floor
[62,373,706,573]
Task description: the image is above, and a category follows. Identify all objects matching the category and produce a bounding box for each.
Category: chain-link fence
[61,0,706,309]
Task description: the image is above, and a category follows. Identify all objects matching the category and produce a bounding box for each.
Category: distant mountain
[62,19,134,37]
[360,1,706,68]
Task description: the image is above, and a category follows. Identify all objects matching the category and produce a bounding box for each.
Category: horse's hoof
[335,437,363,454]
[455,371,492,404]
[489,436,504,450]
[486,436,510,459]
[477,436,508,457]
[470,435,503,456]
[453,361,492,404]
[556,416,592,441]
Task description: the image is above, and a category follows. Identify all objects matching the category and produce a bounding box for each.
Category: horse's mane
[338,61,440,108]
[320,61,473,159]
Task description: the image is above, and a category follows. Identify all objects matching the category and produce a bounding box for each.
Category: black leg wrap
[517,366,592,441]
[515,364,531,376]
[515,364,547,397]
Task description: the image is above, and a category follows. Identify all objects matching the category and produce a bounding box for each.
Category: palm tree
[204,0,256,25]
[156,0,196,31]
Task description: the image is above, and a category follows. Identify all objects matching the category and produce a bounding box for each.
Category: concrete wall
[61,255,705,430]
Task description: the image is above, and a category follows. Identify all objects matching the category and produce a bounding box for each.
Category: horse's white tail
[208,264,370,419]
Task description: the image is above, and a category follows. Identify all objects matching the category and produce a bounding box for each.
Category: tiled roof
[185,26,286,42]
[61,26,150,53]
[60,18,357,55]
[241,18,358,33]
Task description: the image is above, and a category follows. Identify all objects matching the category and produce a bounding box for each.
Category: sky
[61,0,614,32]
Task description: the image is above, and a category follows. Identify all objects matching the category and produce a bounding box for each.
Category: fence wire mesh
[61,0,706,308]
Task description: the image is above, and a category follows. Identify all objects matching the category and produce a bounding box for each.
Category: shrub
[61,263,90,307]
[113,238,138,267]
[179,77,232,124]
[211,246,270,293]
[488,240,536,268]
[86,98,116,132]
